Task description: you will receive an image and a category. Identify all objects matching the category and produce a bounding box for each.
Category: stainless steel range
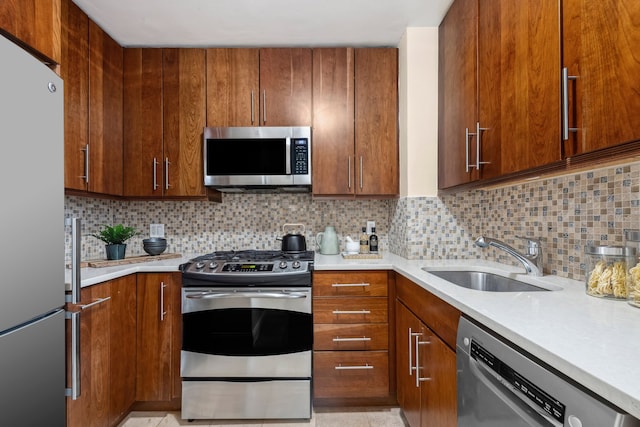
[180,250,314,421]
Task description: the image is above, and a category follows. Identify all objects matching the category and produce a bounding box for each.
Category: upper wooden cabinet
[123,48,206,198]
[439,0,640,190]
[562,0,640,157]
[0,0,61,64]
[62,0,123,196]
[206,48,312,127]
[313,48,398,198]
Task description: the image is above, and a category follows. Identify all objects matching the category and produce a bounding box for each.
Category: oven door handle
[185,291,309,299]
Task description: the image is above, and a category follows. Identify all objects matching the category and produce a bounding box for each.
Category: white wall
[398,27,439,197]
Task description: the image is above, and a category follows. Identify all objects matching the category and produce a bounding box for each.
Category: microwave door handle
[285,137,292,174]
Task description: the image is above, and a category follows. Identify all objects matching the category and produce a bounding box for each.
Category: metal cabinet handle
[332,336,371,342]
[562,67,578,140]
[81,143,89,184]
[465,127,476,172]
[153,157,159,190]
[415,334,432,387]
[332,310,371,315]
[262,90,267,124]
[164,157,171,190]
[475,122,490,170]
[347,157,352,189]
[65,311,81,400]
[409,328,421,376]
[335,364,374,370]
[160,282,167,321]
[80,296,111,310]
[331,283,370,288]
[65,217,81,305]
[250,90,255,124]
[359,156,364,189]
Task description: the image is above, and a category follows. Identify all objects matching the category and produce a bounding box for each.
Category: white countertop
[66,252,640,419]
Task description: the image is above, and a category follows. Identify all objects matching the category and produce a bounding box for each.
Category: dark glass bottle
[369,227,379,253]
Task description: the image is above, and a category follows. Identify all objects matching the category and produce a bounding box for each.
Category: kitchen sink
[422,269,549,292]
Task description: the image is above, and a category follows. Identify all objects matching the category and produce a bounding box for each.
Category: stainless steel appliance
[180,250,314,420]
[457,316,640,427]
[0,34,66,425]
[203,126,311,192]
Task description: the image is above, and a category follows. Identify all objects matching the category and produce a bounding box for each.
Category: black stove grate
[191,250,314,263]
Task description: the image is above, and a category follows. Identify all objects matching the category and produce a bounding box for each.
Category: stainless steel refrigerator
[0,34,66,426]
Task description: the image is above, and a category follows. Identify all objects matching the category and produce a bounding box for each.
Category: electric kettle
[316,226,339,255]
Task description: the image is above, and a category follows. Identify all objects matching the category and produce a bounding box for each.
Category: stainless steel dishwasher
[457,316,640,427]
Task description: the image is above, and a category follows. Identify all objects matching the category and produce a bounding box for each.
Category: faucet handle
[515,236,542,255]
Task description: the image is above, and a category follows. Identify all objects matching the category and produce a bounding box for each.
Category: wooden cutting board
[81,253,182,268]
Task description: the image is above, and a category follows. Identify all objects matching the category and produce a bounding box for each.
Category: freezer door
[0,309,65,426]
[0,35,64,332]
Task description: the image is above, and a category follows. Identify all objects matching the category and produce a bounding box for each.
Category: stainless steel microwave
[203,126,312,192]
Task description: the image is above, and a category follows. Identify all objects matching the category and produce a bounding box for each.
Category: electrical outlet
[366,220,375,235]
[150,224,165,238]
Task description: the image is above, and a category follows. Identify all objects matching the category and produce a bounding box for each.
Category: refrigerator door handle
[65,311,81,400]
[65,217,81,304]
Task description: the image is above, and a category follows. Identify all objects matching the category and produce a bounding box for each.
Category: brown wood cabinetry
[562,0,640,157]
[136,272,181,403]
[206,48,311,127]
[0,0,61,64]
[312,48,398,198]
[312,271,392,402]
[66,275,136,427]
[124,48,207,198]
[62,0,123,196]
[395,274,459,427]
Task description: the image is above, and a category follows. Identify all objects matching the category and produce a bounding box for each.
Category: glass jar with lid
[625,230,640,307]
[584,245,636,299]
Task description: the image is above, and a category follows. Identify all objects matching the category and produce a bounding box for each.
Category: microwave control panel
[292,138,309,174]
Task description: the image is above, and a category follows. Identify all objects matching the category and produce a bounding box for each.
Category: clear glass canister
[584,245,636,300]
[625,230,640,307]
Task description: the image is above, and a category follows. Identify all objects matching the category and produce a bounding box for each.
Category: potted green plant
[92,224,139,260]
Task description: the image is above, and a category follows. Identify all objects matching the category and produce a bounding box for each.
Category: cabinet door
[123,48,164,197]
[108,275,137,425]
[438,0,478,189]
[354,48,398,197]
[136,273,178,402]
[312,48,355,197]
[206,48,259,126]
[563,0,640,156]
[88,20,123,196]
[61,0,89,191]
[259,48,312,126]
[66,283,111,427]
[478,0,561,175]
[0,0,61,63]
[163,48,207,197]
[422,331,457,427]
[396,301,423,427]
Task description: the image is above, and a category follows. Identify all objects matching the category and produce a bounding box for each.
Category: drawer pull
[335,363,374,370]
[332,310,371,315]
[333,336,371,342]
[331,282,370,288]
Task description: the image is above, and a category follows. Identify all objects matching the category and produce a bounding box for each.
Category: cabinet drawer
[314,324,388,351]
[313,351,389,398]
[313,271,388,297]
[313,297,387,324]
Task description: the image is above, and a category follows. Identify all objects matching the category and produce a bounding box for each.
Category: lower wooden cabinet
[66,275,136,427]
[312,270,393,403]
[136,272,181,403]
[395,275,459,427]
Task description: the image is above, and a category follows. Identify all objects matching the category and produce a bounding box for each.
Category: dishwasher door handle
[469,358,562,427]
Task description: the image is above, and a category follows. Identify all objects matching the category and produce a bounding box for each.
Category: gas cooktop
[181,250,314,286]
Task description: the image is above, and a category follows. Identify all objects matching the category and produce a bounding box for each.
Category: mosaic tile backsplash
[64,161,640,282]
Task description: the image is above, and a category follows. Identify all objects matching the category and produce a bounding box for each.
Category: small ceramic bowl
[345,241,360,254]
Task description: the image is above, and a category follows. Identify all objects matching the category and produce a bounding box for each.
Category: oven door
[181,287,312,378]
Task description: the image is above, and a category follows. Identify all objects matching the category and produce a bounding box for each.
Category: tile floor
[118,407,407,427]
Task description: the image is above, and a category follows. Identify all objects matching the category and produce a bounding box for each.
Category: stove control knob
[195,262,205,269]
[279,261,288,269]
[292,260,301,269]
[208,262,218,270]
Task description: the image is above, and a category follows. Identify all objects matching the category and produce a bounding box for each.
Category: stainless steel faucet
[474,235,543,276]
